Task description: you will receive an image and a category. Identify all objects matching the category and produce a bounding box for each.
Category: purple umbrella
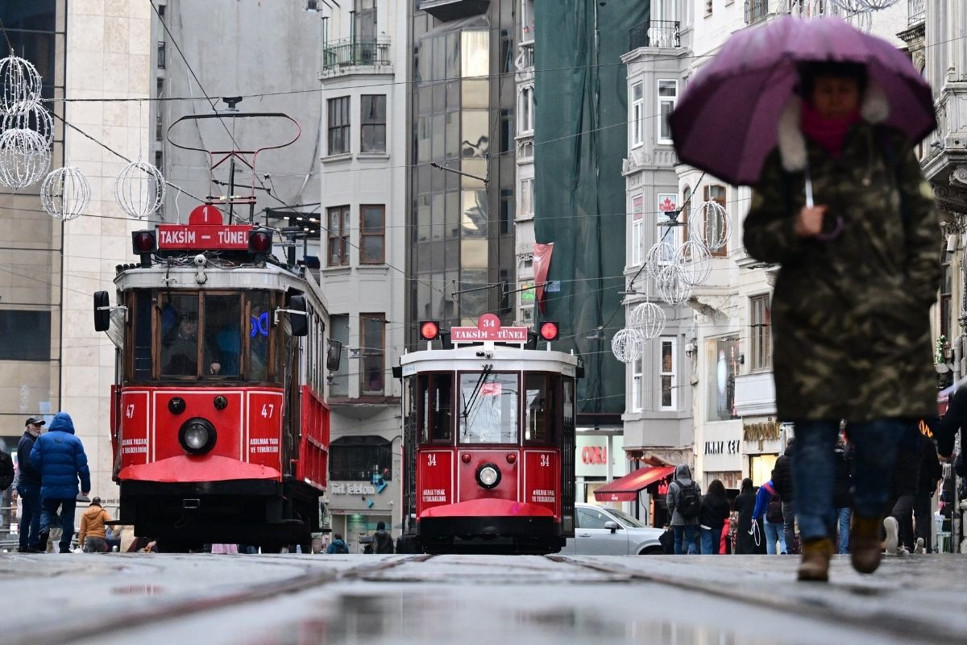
[669,16,936,186]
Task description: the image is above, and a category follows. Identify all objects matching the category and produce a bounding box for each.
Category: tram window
[161,294,201,377]
[524,373,557,445]
[419,373,453,443]
[249,293,272,381]
[205,295,241,377]
[459,372,518,444]
[132,291,152,380]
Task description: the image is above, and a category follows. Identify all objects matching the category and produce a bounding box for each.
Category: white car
[562,503,666,555]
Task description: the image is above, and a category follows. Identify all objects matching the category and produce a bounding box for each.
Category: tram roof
[399,343,581,376]
[113,262,329,313]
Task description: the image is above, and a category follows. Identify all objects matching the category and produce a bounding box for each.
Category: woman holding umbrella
[742,61,939,582]
[671,16,940,585]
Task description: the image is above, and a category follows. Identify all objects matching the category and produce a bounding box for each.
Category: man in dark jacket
[772,440,796,554]
[0,446,12,492]
[16,416,45,552]
[666,464,701,554]
[373,521,394,554]
[914,427,942,552]
[29,412,91,553]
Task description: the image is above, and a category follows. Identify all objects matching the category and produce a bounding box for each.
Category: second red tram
[94,207,333,552]
[396,315,580,554]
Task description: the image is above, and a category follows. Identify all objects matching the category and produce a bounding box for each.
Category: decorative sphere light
[657,264,692,305]
[676,240,713,286]
[0,128,51,189]
[831,0,900,10]
[629,302,666,340]
[645,241,676,279]
[0,55,43,114]
[2,102,54,144]
[41,166,91,221]
[115,160,166,219]
[690,200,731,252]
[611,328,644,364]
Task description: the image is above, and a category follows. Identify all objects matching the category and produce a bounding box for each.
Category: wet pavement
[1,552,965,644]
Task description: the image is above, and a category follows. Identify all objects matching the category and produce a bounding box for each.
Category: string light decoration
[629,302,666,339]
[0,128,51,189]
[0,55,42,113]
[831,0,899,10]
[657,264,691,305]
[41,166,91,221]
[611,328,644,364]
[2,102,54,144]
[690,200,731,252]
[645,241,676,279]
[115,160,166,219]
[676,240,713,286]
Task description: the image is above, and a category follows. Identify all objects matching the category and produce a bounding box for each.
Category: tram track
[553,555,962,644]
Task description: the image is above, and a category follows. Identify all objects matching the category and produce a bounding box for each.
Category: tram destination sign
[157,224,253,250]
[450,314,529,342]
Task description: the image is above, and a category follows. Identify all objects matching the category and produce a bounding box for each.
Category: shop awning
[592,466,676,502]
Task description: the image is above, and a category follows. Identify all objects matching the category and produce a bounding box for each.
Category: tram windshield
[127,289,281,383]
[459,372,518,444]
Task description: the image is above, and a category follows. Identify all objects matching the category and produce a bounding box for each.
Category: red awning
[592,466,676,502]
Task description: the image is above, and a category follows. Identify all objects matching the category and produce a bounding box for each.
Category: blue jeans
[41,498,77,552]
[792,419,905,541]
[699,527,719,554]
[836,506,851,554]
[673,524,699,554]
[16,482,42,550]
[764,520,786,554]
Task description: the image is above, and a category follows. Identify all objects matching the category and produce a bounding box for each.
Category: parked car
[562,503,665,555]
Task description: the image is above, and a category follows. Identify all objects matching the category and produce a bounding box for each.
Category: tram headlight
[178,417,217,455]
[476,463,501,489]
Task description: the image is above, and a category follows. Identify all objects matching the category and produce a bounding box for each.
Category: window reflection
[459,372,518,444]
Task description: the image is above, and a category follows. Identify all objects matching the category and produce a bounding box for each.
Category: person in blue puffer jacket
[30,412,91,553]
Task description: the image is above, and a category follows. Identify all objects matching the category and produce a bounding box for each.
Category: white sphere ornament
[690,200,731,252]
[676,240,713,286]
[41,166,91,221]
[0,128,51,189]
[0,55,43,113]
[832,0,900,10]
[2,102,54,143]
[629,302,666,340]
[115,160,166,219]
[645,241,676,279]
[611,328,644,364]
[657,264,692,305]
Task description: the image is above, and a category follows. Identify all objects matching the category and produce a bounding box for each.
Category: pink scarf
[800,100,861,158]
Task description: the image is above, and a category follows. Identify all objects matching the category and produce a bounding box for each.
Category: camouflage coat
[744,118,940,422]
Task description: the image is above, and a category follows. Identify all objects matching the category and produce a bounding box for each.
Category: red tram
[93,206,333,552]
[395,314,580,554]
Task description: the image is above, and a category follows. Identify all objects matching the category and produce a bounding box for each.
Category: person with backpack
[698,479,731,554]
[753,476,787,555]
[666,463,701,555]
[373,521,394,554]
[325,533,349,554]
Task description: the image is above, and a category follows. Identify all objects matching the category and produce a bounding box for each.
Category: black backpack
[676,482,701,520]
[766,489,784,524]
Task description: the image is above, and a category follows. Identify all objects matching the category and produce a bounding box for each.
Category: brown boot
[797,537,833,582]
[850,516,883,574]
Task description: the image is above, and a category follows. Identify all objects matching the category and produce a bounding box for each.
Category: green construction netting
[534,0,649,416]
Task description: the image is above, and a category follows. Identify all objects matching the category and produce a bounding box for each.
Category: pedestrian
[832,437,853,555]
[325,533,349,554]
[913,426,942,552]
[29,412,91,553]
[752,476,786,555]
[16,416,45,552]
[732,478,757,554]
[698,479,731,554]
[78,497,112,553]
[744,60,941,582]
[373,521,394,554]
[0,444,12,494]
[773,440,797,554]
[666,464,701,555]
[884,424,922,555]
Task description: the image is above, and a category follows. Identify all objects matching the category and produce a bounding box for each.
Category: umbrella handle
[814,216,843,241]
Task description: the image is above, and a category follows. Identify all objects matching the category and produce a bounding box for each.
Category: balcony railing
[323,38,390,71]
[628,20,680,50]
[908,0,925,25]
[746,0,769,24]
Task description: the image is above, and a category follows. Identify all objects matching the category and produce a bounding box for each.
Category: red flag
[533,242,553,314]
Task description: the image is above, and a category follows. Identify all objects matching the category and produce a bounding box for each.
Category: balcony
[628,20,680,50]
[322,38,390,73]
[419,0,489,22]
[908,0,925,25]
[923,80,967,216]
[746,0,769,24]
